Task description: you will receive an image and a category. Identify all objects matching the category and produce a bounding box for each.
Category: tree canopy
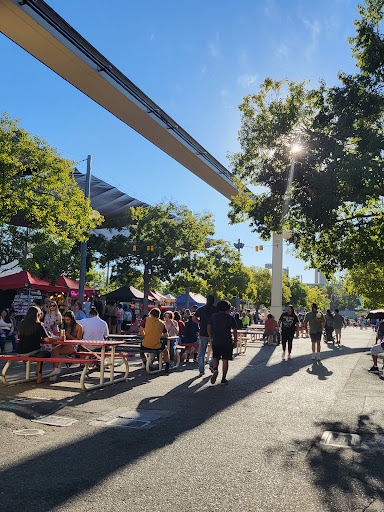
[0,113,102,279]
[228,0,384,277]
[91,202,215,314]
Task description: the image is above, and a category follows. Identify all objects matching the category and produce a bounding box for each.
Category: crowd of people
[2,292,383,385]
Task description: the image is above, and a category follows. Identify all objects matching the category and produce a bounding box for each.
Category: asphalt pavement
[0,327,383,512]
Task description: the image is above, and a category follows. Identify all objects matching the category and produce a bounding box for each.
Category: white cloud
[237,74,258,89]
[264,0,276,16]
[238,50,248,66]
[302,18,321,59]
[208,32,221,58]
[275,43,289,59]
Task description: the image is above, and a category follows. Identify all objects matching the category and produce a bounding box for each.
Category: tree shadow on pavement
[285,415,384,512]
[0,343,373,511]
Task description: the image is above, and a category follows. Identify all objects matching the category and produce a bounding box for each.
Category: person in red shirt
[263,314,277,345]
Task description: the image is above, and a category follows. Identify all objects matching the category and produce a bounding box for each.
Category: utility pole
[105,261,110,292]
[233,239,244,311]
[78,155,92,304]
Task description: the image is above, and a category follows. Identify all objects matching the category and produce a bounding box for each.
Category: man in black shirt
[207,300,238,385]
[193,295,218,377]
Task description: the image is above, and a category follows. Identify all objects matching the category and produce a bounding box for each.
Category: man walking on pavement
[305,303,325,361]
[207,300,238,385]
[333,308,345,347]
[193,295,217,377]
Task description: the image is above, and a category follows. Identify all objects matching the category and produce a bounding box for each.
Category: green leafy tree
[246,266,291,310]
[167,264,208,298]
[323,284,341,310]
[306,286,330,312]
[0,113,102,276]
[344,263,384,309]
[201,241,250,301]
[288,276,309,309]
[338,289,361,310]
[228,1,384,277]
[92,203,215,314]
[247,267,272,309]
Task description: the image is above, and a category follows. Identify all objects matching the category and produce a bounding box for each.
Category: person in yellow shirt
[139,308,170,372]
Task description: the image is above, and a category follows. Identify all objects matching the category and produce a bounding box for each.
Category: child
[207,300,238,385]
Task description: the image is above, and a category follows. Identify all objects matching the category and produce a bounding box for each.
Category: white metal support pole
[78,155,92,304]
[270,232,283,319]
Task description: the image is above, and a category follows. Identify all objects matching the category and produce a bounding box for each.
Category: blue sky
[1,0,360,282]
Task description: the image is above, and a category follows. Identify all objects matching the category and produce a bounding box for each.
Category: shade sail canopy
[103,286,145,302]
[74,170,148,223]
[0,270,65,292]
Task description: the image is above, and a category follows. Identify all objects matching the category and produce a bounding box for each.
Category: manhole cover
[13,428,45,436]
[89,408,173,429]
[107,418,150,428]
[32,415,78,427]
[320,431,361,448]
[1,398,64,419]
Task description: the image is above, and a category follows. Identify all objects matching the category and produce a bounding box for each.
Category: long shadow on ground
[266,415,384,512]
[0,342,375,511]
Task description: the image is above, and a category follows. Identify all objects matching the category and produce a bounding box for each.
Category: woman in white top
[0,309,15,353]
[44,301,62,332]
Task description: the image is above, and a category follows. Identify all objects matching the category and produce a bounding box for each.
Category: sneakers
[45,367,61,378]
[199,371,205,377]
[221,378,228,385]
[368,365,379,373]
[287,353,291,360]
[316,353,321,360]
[210,369,218,384]
[311,353,316,360]
[282,351,286,360]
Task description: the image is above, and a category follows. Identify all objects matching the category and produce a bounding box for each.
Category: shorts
[334,328,341,335]
[371,342,384,356]
[310,332,322,342]
[212,344,233,361]
[140,339,167,353]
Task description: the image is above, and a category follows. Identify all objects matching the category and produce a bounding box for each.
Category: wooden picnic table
[0,339,133,392]
[50,339,131,391]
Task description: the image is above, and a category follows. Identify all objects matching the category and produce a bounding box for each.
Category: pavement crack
[361,497,375,512]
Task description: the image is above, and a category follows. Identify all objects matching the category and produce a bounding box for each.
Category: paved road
[0,327,383,512]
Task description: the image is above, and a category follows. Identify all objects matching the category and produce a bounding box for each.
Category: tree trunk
[142,264,151,316]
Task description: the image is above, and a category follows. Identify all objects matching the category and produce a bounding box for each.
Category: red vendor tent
[56,275,96,293]
[0,270,66,292]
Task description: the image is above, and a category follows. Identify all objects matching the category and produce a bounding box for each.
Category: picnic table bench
[0,339,134,392]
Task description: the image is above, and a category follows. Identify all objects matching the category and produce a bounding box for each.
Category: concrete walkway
[0,327,383,512]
